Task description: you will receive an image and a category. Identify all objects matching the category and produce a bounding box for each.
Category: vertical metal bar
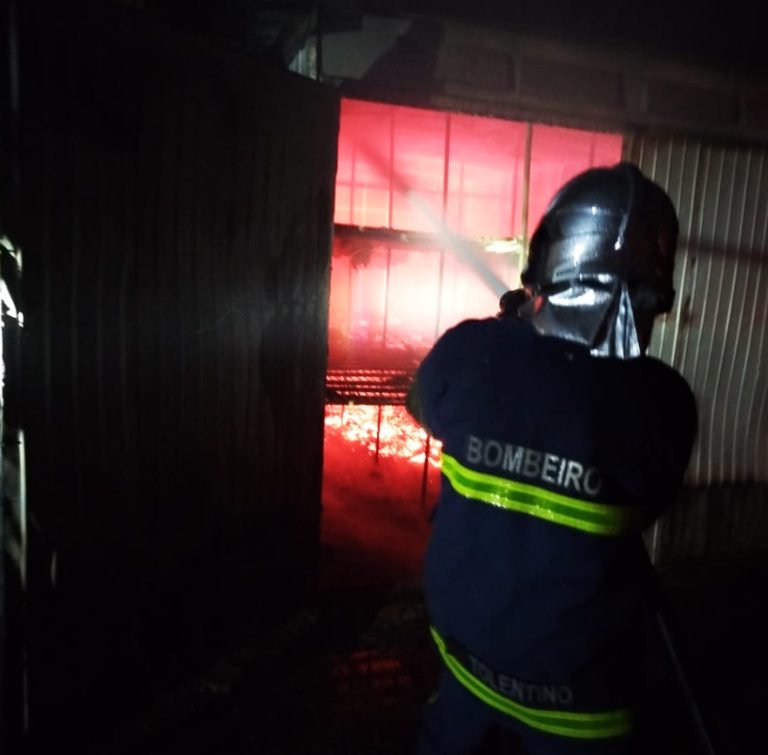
[509,159,519,287]
[382,244,392,348]
[678,143,709,483]
[0,251,6,755]
[350,126,357,224]
[433,248,446,342]
[741,156,768,478]
[346,256,353,344]
[510,157,519,235]
[433,113,452,340]
[647,523,660,566]
[376,108,396,465]
[715,149,752,480]
[0,249,25,752]
[521,123,533,259]
[422,113,453,508]
[687,148,717,482]
[730,150,765,478]
[1,3,21,743]
[442,113,451,224]
[388,106,395,229]
[315,1,323,81]
[382,109,394,350]
[748,255,768,475]
[504,168,517,288]
[641,138,665,351]
[375,404,383,461]
[18,429,28,736]
[672,139,702,373]
[421,435,431,515]
[645,145,672,516]
[703,153,737,485]
[646,103,673,567]
[622,132,634,163]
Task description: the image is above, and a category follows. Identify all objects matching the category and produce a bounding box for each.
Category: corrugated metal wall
[626,135,768,561]
[15,5,338,747]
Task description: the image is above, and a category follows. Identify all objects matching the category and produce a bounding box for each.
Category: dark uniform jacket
[414,315,696,731]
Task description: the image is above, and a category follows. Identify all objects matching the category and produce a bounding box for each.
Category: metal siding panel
[744,190,768,479]
[717,152,764,481]
[628,135,768,563]
[665,140,703,372]
[697,149,736,484]
[18,7,338,745]
[629,137,768,487]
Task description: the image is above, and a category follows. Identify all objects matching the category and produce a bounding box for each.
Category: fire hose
[644,548,721,755]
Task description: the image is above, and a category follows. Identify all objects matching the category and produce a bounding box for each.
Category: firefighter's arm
[406,320,477,439]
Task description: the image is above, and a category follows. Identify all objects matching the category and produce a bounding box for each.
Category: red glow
[334,100,623,236]
[324,405,442,467]
[330,101,623,364]
[322,100,622,586]
[527,124,624,233]
[320,404,439,587]
[328,242,509,362]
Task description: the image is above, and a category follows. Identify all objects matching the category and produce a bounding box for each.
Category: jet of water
[357,143,510,299]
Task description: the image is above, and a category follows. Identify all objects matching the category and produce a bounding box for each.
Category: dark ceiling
[356,0,767,78]
[125,0,768,78]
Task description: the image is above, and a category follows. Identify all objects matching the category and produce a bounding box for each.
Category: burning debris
[324,405,441,467]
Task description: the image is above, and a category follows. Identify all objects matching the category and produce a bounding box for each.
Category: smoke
[357,143,510,299]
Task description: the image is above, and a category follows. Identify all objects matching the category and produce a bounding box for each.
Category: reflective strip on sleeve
[430,627,632,740]
[440,453,643,536]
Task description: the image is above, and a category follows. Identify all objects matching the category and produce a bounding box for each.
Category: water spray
[357,143,512,300]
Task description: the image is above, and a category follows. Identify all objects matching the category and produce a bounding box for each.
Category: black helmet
[519,163,679,358]
[522,162,678,315]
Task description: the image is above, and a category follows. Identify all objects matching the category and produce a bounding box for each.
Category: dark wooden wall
[13,4,338,746]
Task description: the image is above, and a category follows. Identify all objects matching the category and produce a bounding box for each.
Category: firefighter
[407,163,697,754]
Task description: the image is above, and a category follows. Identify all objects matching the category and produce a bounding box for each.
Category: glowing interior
[322,99,622,558]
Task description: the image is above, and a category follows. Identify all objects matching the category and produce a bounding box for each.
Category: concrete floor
[14,427,767,754]
[61,428,768,755]
[77,520,767,755]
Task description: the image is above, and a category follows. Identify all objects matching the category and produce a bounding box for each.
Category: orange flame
[324,405,442,467]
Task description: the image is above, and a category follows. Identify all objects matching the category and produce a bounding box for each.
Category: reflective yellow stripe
[441,453,642,536]
[430,627,632,739]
